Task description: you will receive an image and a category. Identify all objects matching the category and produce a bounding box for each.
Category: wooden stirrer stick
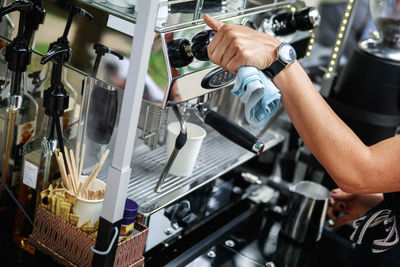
[69,149,78,188]
[78,144,86,182]
[56,155,70,191]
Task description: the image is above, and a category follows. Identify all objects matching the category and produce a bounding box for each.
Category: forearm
[275,62,376,193]
[203,15,400,193]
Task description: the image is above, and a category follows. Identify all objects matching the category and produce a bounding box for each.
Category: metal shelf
[77,0,136,23]
[115,127,284,216]
[76,0,289,33]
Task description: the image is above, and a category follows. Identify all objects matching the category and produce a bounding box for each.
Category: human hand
[204,14,281,73]
[328,188,383,227]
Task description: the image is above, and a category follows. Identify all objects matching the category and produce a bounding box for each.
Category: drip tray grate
[99,128,284,216]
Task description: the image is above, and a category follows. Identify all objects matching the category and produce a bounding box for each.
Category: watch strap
[262,58,287,79]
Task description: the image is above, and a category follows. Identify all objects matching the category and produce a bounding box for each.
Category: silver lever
[155,106,188,192]
[193,0,204,21]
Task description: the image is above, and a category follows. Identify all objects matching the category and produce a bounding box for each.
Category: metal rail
[93,1,160,266]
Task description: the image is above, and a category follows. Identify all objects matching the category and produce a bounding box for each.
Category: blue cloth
[231,66,281,129]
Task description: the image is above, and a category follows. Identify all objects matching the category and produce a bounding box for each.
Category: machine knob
[292,7,321,31]
[241,18,257,29]
[191,30,214,61]
[164,200,197,229]
[270,10,294,36]
[271,7,320,36]
[179,213,198,228]
[167,38,194,68]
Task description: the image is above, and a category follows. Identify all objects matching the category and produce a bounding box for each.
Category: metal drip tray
[121,128,284,216]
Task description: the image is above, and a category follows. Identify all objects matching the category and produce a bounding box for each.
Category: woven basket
[30,206,148,267]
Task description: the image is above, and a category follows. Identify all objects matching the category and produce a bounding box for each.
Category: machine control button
[201,67,236,89]
[207,250,216,258]
[216,73,223,83]
[225,240,235,247]
[164,228,173,235]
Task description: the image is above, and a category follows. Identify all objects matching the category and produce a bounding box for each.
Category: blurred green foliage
[148,51,168,87]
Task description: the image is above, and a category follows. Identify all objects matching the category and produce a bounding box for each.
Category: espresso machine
[0,0,327,265]
[329,0,400,145]
[66,0,323,265]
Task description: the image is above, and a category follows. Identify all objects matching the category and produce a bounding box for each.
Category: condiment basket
[30,206,148,267]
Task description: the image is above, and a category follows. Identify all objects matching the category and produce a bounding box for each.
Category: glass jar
[370,0,400,48]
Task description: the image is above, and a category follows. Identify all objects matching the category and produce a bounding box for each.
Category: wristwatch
[263,42,297,79]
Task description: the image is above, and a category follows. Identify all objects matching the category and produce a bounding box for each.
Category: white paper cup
[66,176,106,227]
[166,122,206,177]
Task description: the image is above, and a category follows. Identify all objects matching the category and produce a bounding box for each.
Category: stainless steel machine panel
[146,2,311,107]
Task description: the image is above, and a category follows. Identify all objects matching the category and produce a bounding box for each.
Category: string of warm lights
[306,30,315,57]
[325,0,356,78]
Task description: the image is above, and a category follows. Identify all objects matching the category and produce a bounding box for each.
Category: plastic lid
[123,199,138,219]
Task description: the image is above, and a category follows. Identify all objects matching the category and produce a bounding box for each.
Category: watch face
[279,43,297,64]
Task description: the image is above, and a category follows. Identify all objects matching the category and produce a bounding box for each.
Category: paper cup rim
[65,177,106,203]
[167,122,206,140]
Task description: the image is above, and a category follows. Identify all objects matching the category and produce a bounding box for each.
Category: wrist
[272,61,300,89]
[262,42,297,80]
[260,35,281,69]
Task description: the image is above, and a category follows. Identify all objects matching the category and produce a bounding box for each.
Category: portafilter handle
[202,108,264,154]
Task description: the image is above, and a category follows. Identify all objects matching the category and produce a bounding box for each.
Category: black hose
[54,115,67,168]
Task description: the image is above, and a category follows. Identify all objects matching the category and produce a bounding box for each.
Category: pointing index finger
[204,14,224,31]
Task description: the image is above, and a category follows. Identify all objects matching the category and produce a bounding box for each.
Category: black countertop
[181,209,355,267]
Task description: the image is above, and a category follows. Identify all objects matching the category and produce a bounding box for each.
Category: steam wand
[155,93,264,192]
[155,106,188,192]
